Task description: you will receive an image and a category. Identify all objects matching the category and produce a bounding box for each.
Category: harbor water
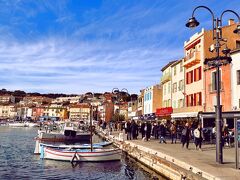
[0,126,167,180]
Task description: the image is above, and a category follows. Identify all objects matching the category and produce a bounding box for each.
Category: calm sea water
[0,126,167,180]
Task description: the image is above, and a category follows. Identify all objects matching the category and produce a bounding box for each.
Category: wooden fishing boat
[40,146,121,162]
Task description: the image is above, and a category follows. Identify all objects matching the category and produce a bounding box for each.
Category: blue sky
[0,0,239,94]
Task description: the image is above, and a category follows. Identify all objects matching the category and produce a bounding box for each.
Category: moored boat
[34,141,113,154]
[35,122,91,142]
[41,146,121,162]
[8,122,28,127]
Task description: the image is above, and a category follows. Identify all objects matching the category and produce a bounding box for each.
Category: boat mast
[90,92,94,152]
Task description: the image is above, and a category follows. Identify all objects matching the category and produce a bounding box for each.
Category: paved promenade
[102,130,240,180]
[129,138,239,179]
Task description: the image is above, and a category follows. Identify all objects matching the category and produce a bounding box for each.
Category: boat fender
[71,151,80,163]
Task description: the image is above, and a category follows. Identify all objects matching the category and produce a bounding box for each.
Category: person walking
[130,120,138,140]
[194,124,203,151]
[159,122,167,144]
[140,122,146,140]
[181,123,191,149]
[125,120,132,140]
[170,122,177,144]
[146,121,152,141]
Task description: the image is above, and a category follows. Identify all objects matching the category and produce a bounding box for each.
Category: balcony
[208,82,224,93]
[161,72,171,84]
[183,51,201,69]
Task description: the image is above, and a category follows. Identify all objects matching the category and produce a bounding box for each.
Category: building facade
[231,49,240,110]
[143,84,162,119]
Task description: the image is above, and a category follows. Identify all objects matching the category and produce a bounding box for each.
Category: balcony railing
[161,72,171,84]
[184,51,201,68]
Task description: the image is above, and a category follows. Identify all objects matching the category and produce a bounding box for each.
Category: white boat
[26,122,39,127]
[35,122,91,142]
[8,122,28,127]
[34,141,113,154]
[40,146,121,162]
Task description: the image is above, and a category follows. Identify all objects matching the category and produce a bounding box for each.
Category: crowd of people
[98,119,235,151]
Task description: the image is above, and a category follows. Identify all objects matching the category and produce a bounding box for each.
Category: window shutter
[194,69,196,82]
[191,71,194,83]
[199,92,202,105]
[186,95,189,107]
[199,67,202,80]
[186,72,189,84]
[194,93,196,106]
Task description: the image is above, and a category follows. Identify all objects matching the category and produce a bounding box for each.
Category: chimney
[228,19,235,25]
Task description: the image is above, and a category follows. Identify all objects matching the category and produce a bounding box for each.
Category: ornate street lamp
[186,6,240,164]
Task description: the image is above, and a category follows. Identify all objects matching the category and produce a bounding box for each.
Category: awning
[171,112,198,118]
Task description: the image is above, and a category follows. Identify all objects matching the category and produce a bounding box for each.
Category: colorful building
[143,84,162,120]
[231,48,240,110]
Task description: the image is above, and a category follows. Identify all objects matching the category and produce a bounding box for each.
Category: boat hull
[8,123,28,127]
[42,147,121,162]
[36,130,91,143]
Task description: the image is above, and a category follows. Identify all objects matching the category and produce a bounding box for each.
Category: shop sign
[156,107,173,116]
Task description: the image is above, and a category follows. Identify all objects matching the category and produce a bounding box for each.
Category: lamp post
[90,92,95,152]
[186,6,240,164]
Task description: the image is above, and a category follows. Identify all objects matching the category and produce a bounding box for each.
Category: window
[178,99,183,108]
[239,99,240,108]
[186,94,194,107]
[173,100,176,108]
[168,83,171,94]
[180,62,183,72]
[172,83,177,93]
[212,70,222,91]
[178,80,183,91]
[186,70,193,84]
[237,70,240,85]
[194,67,202,81]
[194,92,202,106]
[236,40,240,49]
[168,99,171,107]
[173,66,177,76]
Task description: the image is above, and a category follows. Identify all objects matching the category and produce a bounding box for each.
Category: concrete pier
[96,129,240,180]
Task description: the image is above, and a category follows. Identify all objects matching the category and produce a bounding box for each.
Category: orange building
[204,21,240,114]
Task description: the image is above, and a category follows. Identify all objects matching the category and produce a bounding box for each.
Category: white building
[161,61,177,108]
[52,96,82,104]
[143,84,162,116]
[231,49,240,110]
[171,59,185,109]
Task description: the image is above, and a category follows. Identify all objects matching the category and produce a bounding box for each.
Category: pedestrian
[223,124,230,147]
[140,122,146,139]
[130,120,138,139]
[146,121,152,141]
[152,123,157,139]
[125,120,132,140]
[159,122,167,144]
[170,122,177,144]
[194,124,203,151]
[181,123,191,149]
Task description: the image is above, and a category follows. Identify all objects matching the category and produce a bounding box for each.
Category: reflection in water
[0,127,168,180]
[124,164,135,179]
